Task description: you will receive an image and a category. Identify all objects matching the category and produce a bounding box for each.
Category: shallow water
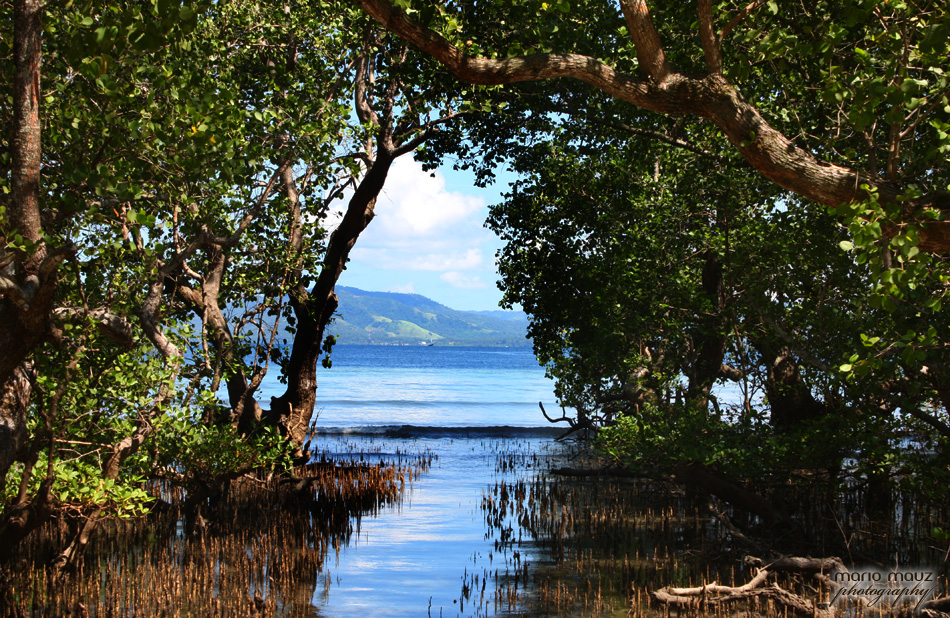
[314,433,567,618]
[268,345,558,430]
[301,346,574,617]
[9,346,947,617]
[296,347,950,618]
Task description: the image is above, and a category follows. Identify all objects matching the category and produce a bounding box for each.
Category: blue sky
[331,156,518,312]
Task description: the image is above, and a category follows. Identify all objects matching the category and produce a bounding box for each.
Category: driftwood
[922,595,950,618]
[650,556,845,618]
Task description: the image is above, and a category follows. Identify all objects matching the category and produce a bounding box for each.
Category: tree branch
[618,0,671,83]
[698,0,723,74]
[720,0,765,41]
[354,49,380,128]
[584,116,734,162]
[52,307,136,348]
[904,407,950,441]
[354,0,950,252]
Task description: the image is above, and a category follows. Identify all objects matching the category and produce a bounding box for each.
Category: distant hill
[328,287,531,347]
[468,309,529,322]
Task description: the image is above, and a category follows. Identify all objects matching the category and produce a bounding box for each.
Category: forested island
[2,0,950,616]
[329,286,530,346]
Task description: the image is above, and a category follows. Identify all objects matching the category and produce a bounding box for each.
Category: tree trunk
[755,343,826,430]
[269,149,396,453]
[0,0,50,387]
[0,479,52,562]
[0,363,34,497]
[686,252,727,408]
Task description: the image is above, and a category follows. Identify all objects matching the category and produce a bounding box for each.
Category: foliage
[468,0,950,506]
[1,0,485,562]
[0,0,455,561]
[151,412,293,482]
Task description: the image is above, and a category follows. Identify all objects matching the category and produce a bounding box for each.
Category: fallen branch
[650,556,843,618]
[745,555,846,575]
[922,595,950,618]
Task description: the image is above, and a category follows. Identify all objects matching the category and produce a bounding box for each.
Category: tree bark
[0,0,57,386]
[9,0,43,248]
[354,0,950,251]
[0,363,34,499]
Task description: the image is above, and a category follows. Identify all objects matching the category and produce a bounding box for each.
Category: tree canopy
[1,0,949,567]
[0,0,478,564]
[357,0,950,249]
[355,0,950,525]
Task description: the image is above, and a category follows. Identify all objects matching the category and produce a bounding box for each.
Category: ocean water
[256,345,562,432]
[262,345,572,617]
[248,346,946,618]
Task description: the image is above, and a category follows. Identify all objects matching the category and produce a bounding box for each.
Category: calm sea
[256,344,563,434]
[257,345,571,617]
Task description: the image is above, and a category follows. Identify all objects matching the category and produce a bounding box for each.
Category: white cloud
[374,157,484,238]
[440,271,487,289]
[327,155,511,310]
[350,247,484,271]
[389,282,416,294]
[338,157,493,273]
[411,248,483,271]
